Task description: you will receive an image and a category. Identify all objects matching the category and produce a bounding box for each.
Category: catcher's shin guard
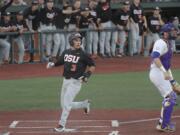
[160,91,177,128]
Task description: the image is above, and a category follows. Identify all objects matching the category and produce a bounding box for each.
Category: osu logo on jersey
[64,54,80,63]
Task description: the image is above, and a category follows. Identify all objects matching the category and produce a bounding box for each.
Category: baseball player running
[46,32,95,132]
[149,23,178,132]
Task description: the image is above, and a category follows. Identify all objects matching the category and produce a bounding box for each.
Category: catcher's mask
[69,32,82,46]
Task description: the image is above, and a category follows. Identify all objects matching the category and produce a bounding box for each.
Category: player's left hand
[79,76,88,83]
[78,71,92,83]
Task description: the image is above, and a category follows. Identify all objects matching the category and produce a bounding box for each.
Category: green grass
[1,70,180,111]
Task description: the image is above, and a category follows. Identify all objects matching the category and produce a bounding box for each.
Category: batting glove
[46,62,55,69]
[79,71,92,83]
[170,80,180,95]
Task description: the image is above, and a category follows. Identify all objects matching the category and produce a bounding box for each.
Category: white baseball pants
[149,67,173,98]
[59,78,88,127]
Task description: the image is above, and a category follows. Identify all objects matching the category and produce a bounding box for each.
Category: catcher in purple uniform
[149,23,179,132]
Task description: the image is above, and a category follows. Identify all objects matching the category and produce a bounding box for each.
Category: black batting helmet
[69,32,82,46]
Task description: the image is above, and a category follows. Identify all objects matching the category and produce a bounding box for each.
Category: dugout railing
[0,28,131,64]
[1,28,180,64]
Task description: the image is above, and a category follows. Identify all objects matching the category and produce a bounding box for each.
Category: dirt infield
[1,55,180,135]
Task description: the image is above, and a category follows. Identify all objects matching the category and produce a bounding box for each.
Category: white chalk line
[5,115,180,134]
[18,119,110,123]
[119,115,180,125]
[14,125,109,129]
[15,115,180,126]
[15,130,116,134]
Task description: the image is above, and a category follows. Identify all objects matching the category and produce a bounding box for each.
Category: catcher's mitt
[171,80,180,95]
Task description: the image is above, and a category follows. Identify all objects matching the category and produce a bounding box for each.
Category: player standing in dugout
[46,32,95,132]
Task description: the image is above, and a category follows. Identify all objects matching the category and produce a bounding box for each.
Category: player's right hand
[46,62,55,69]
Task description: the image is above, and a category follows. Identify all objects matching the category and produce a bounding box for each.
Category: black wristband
[84,71,92,78]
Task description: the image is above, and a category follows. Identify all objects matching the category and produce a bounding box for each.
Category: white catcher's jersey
[150,39,168,69]
[149,39,173,97]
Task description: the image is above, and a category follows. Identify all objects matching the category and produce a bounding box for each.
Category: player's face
[81,11,89,17]
[134,0,140,5]
[123,5,130,11]
[163,32,169,40]
[16,15,23,21]
[170,29,178,38]
[47,1,54,8]
[73,38,81,49]
[32,4,39,11]
[154,10,160,17]
[4,16,10,22]
[74,1,81,9]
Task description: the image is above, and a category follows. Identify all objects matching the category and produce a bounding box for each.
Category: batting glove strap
[170,79,176,85]
[79,71,92,83]
[83,71,92,78]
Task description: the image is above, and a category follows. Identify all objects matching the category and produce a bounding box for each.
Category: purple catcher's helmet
[160,23,174,33]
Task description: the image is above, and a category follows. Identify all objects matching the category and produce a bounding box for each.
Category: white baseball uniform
[149,39,173,97]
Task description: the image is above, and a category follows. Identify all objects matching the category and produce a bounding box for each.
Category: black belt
[65,77,71,79]
[64,77,79,80]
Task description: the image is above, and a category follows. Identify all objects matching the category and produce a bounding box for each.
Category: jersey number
[71,64,77,71]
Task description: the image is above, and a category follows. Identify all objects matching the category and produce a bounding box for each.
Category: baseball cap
[63,1,71,8]
[16,11,24,15]
[154,6,161,10]
[123,1,130,5]
[2,12,11,16]
[174,16,178,20]
[32,0,38,4]
[81,7,90,12]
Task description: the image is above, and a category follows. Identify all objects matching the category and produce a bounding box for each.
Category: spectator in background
[96,0,112,58]
[144,6,164,57]
[62,1,72,30]
[138,15,146,55]
[39,0,61,61]
[65,0,81,49]
[88,0,99,59]
[0,0,13,65]
[169,17,179,53]
[77,7,98,54]
[0,0,13,20]
[0,12,16,64]
[23,0,39,31]
[23,0,40,62]
[12,11,28,64]
[38,0,45,8]
[129,0,147,56]
[111,0,130,57]
[172,16,179,31]
[55,3,66,56]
